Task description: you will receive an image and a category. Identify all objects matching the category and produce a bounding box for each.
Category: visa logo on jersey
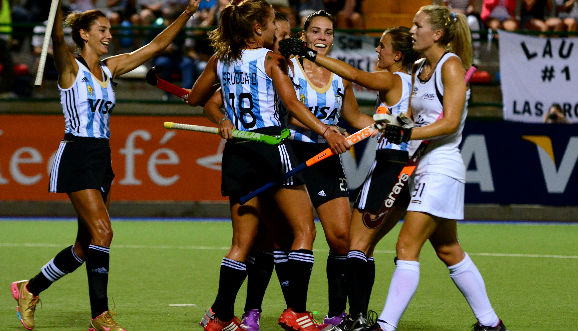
[88,99,116,114]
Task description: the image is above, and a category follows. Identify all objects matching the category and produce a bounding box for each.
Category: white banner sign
[499,30,578,123]
[330,32,380,102]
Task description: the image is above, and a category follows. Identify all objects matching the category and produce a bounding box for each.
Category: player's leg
[316,197,350,324]
[213,198,260,320]
[241,198,279,331]
[375,210,437,331]
[430,221,505,330]
[274,186,321,330]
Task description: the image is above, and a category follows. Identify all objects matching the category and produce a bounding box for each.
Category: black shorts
[354,149,409,214]
[290,140,348,208]
[49,134,115,200]
[221,127,304,201]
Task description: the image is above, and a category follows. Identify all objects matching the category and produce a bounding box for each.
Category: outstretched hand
[278,38,317,61]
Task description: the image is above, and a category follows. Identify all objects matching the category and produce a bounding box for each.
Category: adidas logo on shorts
[317,190,326,197]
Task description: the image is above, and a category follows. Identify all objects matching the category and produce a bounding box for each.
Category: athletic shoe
[323,312,347,326]
[240,309,261,331]
[200,307,215,328]
[278,308,323,331]
[473,320,508,331]
[203,315,242,331]
[88,311,126,331]
[11,280,40,330]
[324,312,378,331]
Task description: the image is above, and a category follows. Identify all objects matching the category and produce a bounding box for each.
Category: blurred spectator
[0,0,14,98]
[69,0,97,11]
[544,103,570,123]
[555,0,578,31]
[481,0,519,32]
[270,0,298,28]
[324,0,363,29]
[521,0,564,34]
[137,0,163,25]
[105,0,140,49]
[31,21,73,81]
[152,10,199,100]
[294,0,325,27]
[443,0,483,62]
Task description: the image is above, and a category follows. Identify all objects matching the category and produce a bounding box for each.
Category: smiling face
[410,10,437,53]
[80,16,112,56]
[303,16,334,56]
[375,33,399,70]
[273,19,291,53]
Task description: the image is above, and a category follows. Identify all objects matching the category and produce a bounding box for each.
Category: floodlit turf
[1,219,576,331]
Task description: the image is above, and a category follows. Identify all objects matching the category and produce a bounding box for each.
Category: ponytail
[208,0,273,63]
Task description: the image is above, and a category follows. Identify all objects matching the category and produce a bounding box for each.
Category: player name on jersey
[221,71,257,85]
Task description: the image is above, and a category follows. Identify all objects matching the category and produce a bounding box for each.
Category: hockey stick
[362,65,477,228]
[34,0,60,86]
[239,124,383,204]
[164,122,290,145]
[146,66,189,100]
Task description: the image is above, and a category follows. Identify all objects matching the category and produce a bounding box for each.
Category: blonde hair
[418,5,472,69]
[209,0,273,63]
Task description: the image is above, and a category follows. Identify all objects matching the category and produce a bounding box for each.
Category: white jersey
[217,48,281,131]
[59,58,116,139]
[375,71,412,152]
[288,57,345,143]
[411,52,470,182]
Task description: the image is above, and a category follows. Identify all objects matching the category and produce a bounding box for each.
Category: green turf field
[1,219,576,331]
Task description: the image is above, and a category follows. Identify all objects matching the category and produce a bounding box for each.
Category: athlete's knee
[395,236,420,260]
[435,243,463,265]
[325,229,349,254]
[89,218,114,246]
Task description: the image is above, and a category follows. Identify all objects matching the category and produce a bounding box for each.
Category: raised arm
[279,37,399,91]
[51,0,78,88]
[105,0,203,77]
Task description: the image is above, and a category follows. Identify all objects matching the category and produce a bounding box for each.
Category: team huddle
[10,1,507,331]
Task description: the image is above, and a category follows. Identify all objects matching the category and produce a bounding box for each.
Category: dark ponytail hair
[209,0,273,63]
[383,26,420,72]
[64,10,107,50]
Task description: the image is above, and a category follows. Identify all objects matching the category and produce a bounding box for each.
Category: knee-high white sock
[377,260,420,331]
[449,253,500,327]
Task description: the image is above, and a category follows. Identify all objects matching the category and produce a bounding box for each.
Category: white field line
[0,242,576,259]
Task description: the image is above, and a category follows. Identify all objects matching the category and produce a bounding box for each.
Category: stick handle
[239,125,377,204]
[34,0,60,87]
[157,79,189,100]
[163,122,285,145]
[164,122,219,134]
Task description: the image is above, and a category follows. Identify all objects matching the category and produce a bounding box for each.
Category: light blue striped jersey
[58,58,116,139]
[217,48,281,131]
[375,72,412,151]
[288,57,345,143]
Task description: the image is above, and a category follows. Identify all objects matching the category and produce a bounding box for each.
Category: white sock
[449,253,500,327]
[378,260,420,331]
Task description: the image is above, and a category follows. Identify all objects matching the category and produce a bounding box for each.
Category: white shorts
[407,173,464,220]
